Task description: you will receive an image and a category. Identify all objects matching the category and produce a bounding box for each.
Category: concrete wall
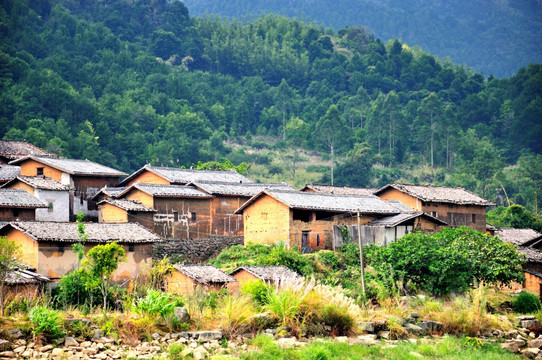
[243,195,290,246]
[35,189,69,222]
[153,236,243,262]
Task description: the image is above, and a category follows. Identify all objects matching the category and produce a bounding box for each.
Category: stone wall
[153,236,243,262]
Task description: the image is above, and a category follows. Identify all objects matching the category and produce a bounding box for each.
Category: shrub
[512,292,542,313]
[29,306,65,341]
[265,288,304,331]
[135,289,183,320]
[321,304,355,336]
[241,280,272,305]
[219,295,256,337]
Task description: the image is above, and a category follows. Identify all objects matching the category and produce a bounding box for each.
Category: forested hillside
[0,0,541,212]
[182,0,542,78]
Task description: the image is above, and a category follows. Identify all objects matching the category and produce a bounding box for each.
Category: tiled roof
[98,199,156,212]
[2,222,161,243]
[230,265,301,281]
[192,181,295,197]
[236,190,400,215]
[120,165,253,186]
[301,184,377,196]
[92,186,129,200]
[0,140,52,160]
[10,156,127,177]
[517,247,542,263]
[495,228,542,246]
[173,265,236,284]
[121,184,212,198]
[5,263,50,285]
[0,189,47,208]
[375,183,494,206]
[366,212,447,227]
[0,165,21,182]
[3,176,70,191]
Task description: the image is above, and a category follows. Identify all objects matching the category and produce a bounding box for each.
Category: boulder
[174,307,190,323]
[0,340,9,352]
[64,337,79,347]
[356,335,378,346]
[501,341,521,353]
[7,329,23,339]
[522,348,541,359]
[195,331,222,342]
[358,322,376,333]
[404,323,423,334]
[418,321,442,332]
[522,319,542,333]
[528,339,542,349]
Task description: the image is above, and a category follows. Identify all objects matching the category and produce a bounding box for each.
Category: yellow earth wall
[7,181,35,195]
[99,203,128,223]
[126,189,154,208]
[126,171,170,187]
[243,195,290,246]
[166,270,196,296]
[377,188,421,211]
[19,160,64,182]
[7,229,39,270]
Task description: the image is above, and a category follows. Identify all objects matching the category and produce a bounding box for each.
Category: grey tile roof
[0,189,47,208]
[230,265,301,281]
[173,265,236,284]
[3,176,70,191]
[92,186,129,200]
[236,190,400,215]
[385,200,417,213]
[192,181,295,197]
[121,184,212,198]
[0,140,52,160]
[375,183,494,206]
[2,221,161,243]
[10,156,127,177]
[5,265,51,285]
[366,212,447,227]
[517,247,542,263]
[301,184,377,196]
[97,199,156,212]
[495,228,542,246]
[0,165,21,182]
[120,165,253,186]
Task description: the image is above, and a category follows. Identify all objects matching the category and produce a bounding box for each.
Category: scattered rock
[358,322,376,333]
[410,312,420,319]
[92,329,105,340]
[51,348,64,356]
[357,334,378,346]
[418,321,442,332]
[64,337,79,347]
[276,337,299,349]
[0,340,9,352]
[0,351,15,358]
[501,341,521,353]
[174,307,190,323]
[38,345,53,352]
[522,348,541,359]
[7,329,23,339]
[152,333,161,340]
[528,339,542,349]
[405,323,423,334]
[522,319,542,333]
[196,331,223,342]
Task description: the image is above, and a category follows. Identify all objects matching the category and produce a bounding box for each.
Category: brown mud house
[235,190,402,252]
[2,176,70,222]
[0,189,47,221]
[114,183,214,238]
[495,228,542,298]
[166,264,236,296]
[92,186,129,203]
[0,139,52,164]
[118,164,253,187]
[97,199,156,225]
[3,262,51,303]
[0,222,161,282]
[374,183,494,232]
[300,184,377,196]
[230,265,302,286]
[9,156,128,220]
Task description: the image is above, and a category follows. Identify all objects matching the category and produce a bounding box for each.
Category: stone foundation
[153,236,243,262]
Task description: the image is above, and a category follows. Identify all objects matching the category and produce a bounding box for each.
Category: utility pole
[357,210,366,296]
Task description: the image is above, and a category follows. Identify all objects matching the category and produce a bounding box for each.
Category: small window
[13,209,20,218]
[58,244,64,252]
[191,212,197,222]
[48,201,54,213]
[173,211,179,222]
[317,234,320,247]
[261,212,268,220]
[37,167,44,176]
[472,214,476,223]
[431,211,438,218]
[128,244,135,252]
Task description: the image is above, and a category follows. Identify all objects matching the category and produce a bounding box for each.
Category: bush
[241,280,272,305]
[135,289,183,320]
[321,304,355,336]
[219,295,256,337]
[512,292,542,313]
[29,306,65,341]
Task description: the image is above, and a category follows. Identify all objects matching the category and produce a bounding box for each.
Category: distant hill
[181,0,542,78]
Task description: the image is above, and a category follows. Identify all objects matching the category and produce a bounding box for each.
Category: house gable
[243,194,290,246]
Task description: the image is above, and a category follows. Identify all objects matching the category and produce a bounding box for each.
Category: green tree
[83,242,125,316]
[316,104,349,185]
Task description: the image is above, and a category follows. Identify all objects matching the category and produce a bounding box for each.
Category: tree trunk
[330,143,334,186]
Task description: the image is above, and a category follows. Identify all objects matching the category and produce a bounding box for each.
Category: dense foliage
[1,0,541,212]
[183,0,542,78]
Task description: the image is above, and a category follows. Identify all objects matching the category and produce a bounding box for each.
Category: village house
[97,199,156,225]
[496,228,542,298]
[374,183,494,232]
[119,164,253,187]
[235,190,401,252]
[2,176,70,222]
[10,156,127,220]
[0,222,161,281]
[3,262,51,303]
[166,264,236,296]
[0,189,47,221]
[0,139,52,164]
[115,183,213,238]
[92,186,129,203]
[230,265,301,286]
[300,184,377,196]
[0,165,21,186]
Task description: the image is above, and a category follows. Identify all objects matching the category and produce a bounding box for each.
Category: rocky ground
[2,314,542,359]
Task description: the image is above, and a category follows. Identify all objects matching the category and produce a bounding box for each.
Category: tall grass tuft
[219,295,256,337]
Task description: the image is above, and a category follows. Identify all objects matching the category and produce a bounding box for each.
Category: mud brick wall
[153,235,243,262]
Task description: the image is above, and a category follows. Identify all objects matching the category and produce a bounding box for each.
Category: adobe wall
[242,195,290,246]
[152,197,212,239]
[210,196,246,236]
[153,235,243,262]
[422,202,486,232]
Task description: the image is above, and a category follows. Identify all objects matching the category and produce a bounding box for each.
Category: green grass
[239,335,521,360]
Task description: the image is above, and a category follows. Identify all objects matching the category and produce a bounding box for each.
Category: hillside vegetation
[182,0,542,78]
[1,0,541,212]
